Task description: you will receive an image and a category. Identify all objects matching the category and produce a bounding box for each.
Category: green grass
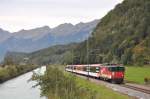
[125,66,150,84]
[75,76,131,99]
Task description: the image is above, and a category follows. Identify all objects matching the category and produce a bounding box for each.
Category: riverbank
[0,66,46,99]
[0,64,40,83]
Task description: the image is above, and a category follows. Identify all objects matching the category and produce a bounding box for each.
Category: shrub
[32,66,97,99]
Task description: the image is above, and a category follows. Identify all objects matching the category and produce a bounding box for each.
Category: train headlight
[112,72,115,76]
[109,75,112,79]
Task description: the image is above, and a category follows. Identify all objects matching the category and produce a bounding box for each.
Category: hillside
[4,43,78,65]
[73,0,150,65]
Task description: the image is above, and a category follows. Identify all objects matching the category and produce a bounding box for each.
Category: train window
[86,66,90,72]
[88,67,100,73]
[119,67,125,71]
[83,67,86,71]
[96,67,100,72]
[109,67,125,71]
[90,67,96,72]
[96,67,100,70]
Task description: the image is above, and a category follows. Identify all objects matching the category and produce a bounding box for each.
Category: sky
[0,0,123,32]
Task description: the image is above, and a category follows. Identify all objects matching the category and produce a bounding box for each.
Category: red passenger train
[65,63,125,84]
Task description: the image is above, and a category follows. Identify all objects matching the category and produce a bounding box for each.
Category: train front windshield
[109,67,125,72]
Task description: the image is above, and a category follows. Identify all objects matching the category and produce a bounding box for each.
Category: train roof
[67,64,101,67]
[67,64,124,67]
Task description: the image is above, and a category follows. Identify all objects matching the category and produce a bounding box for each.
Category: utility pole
[86,33,101,80]
[72,49,74,73]
[87,36,90,80]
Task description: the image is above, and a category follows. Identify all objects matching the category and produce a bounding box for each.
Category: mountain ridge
[0,19,99,61]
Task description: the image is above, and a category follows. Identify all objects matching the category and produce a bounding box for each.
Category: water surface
[0,66,46,99]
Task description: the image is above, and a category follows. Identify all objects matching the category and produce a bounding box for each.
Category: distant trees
[0,58,38,83]
[3,55,14,65]
[62,51,73,64]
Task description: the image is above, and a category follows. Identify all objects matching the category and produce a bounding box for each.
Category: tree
[3,56,14,65]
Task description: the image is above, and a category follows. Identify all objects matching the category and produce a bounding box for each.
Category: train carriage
[65,63,125,84]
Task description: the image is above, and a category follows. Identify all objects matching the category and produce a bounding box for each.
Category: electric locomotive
[65,63,125,84]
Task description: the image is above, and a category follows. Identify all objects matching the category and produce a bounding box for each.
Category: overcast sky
[0,0,123,32]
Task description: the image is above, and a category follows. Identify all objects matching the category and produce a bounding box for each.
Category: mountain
[0,29,11,61]
[72,0,150,65]
[0,19,99,61]
[13,26,51,40]
[0,28,11,43]
[51,20,98,36]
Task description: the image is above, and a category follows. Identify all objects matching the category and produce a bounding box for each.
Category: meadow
[125,66,150,84]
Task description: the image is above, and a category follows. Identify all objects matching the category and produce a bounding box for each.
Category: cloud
[0,0,123,32]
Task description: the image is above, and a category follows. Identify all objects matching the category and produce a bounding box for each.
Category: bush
[144,77,150,84]
[32,66,97,99]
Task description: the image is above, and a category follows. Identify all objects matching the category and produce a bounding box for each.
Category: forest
[72,0,150,66]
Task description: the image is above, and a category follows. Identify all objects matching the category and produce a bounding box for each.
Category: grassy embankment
[32,65,131,99]
[125,66,150,84]
[75,76,131,99]
[0,64,38,83]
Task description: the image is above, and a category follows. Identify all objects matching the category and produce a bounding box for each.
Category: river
[0,66,46,99]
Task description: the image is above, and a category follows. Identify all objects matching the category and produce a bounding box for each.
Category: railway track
[75,73,150,95]
[68,71,150,99]
[121,84,150,95]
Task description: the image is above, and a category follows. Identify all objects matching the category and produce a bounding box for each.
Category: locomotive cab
[108,66,125,83]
